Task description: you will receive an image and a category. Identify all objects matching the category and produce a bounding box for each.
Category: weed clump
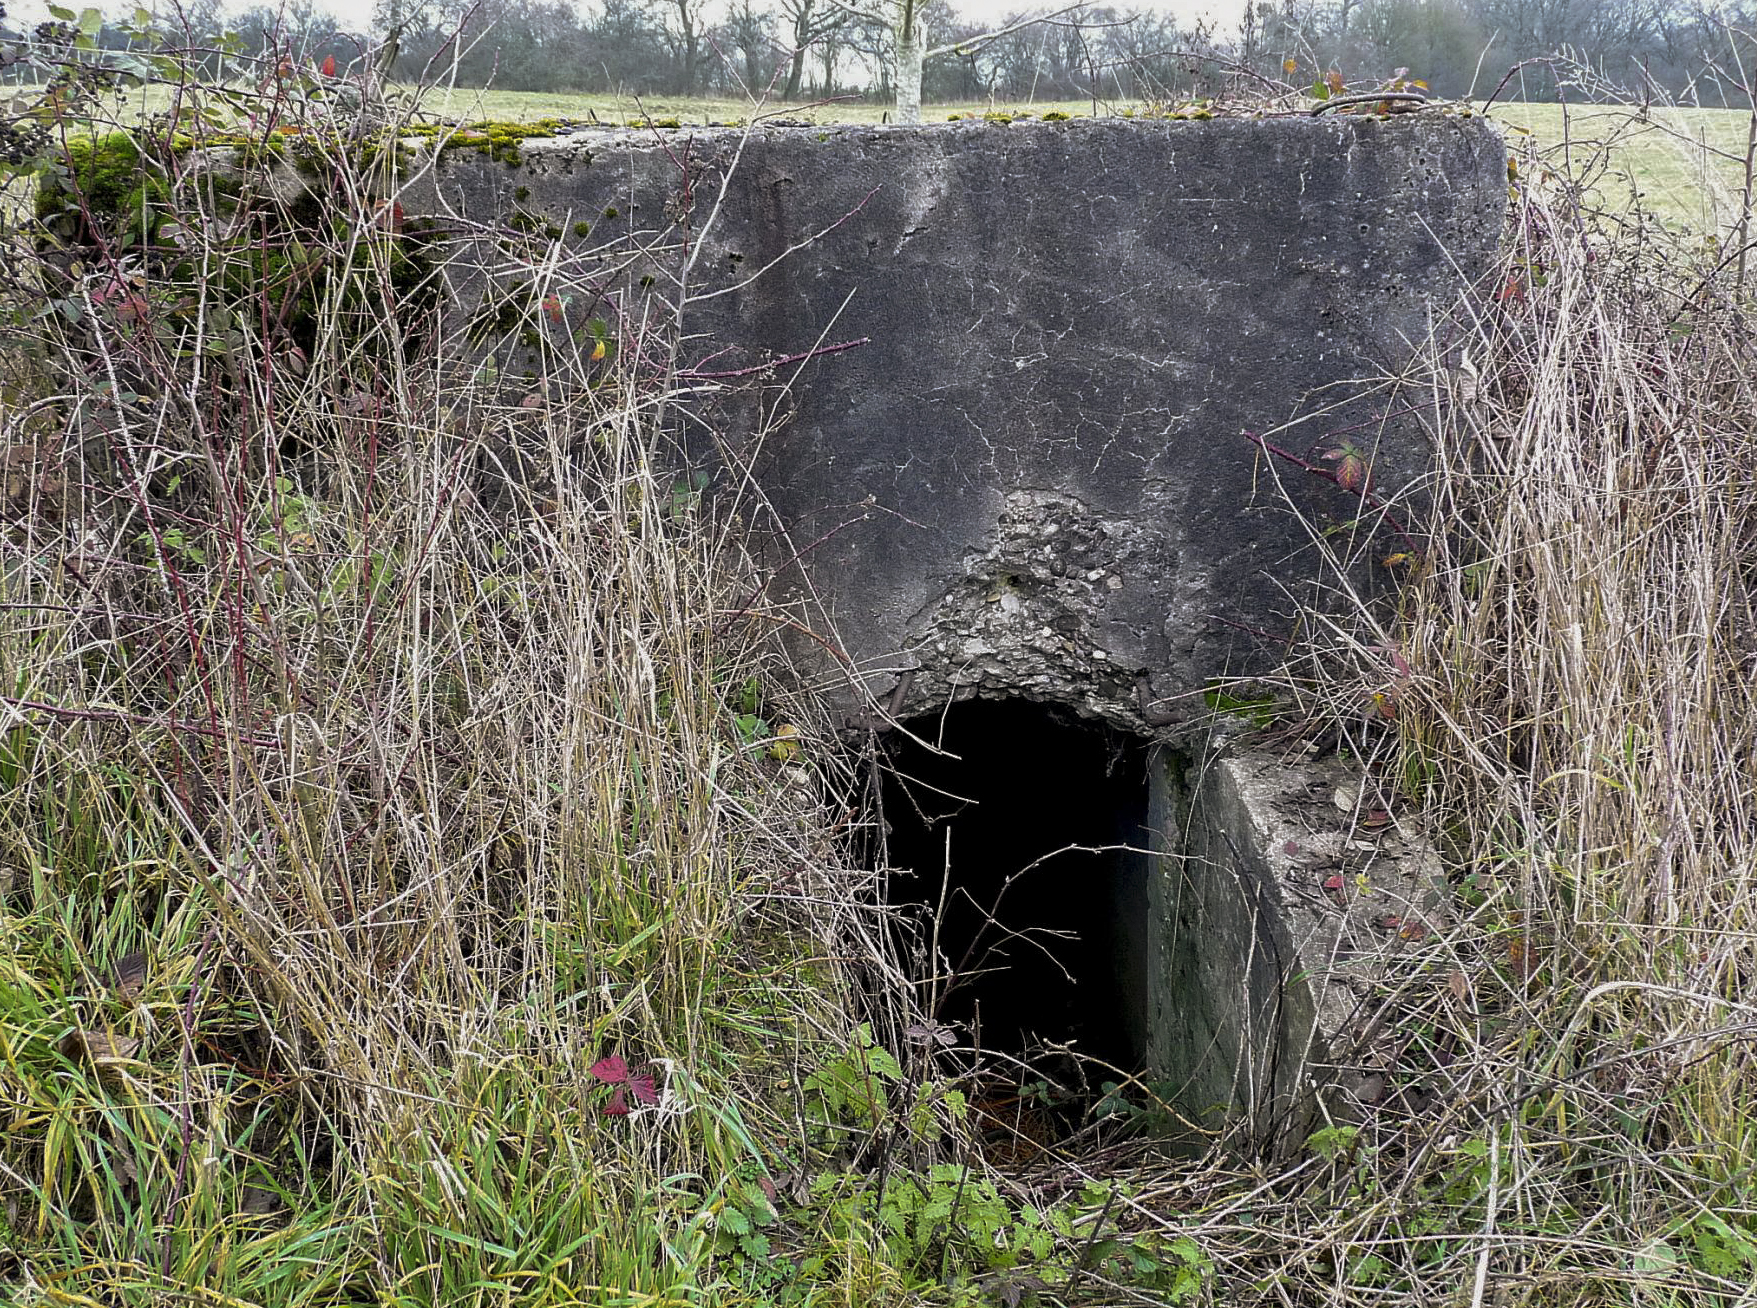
[1236,88,1757,1299]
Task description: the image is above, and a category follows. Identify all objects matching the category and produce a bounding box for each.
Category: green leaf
[717,1205,751,1236]
[1633,1238,1682,1275]
[1312,79,1330,101]
[47,5,76,20]
[78,7,104,35]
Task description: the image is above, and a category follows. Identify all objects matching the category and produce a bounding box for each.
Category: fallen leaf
[769,723,800,763]
[1447,969,1471,1001]
[1507,934,1541,982]
[110,951,148,999]
[1323,873,1347,907]
[61,1028,142,1079]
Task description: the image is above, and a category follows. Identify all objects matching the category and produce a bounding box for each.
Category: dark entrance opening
[878,698,1153,1080]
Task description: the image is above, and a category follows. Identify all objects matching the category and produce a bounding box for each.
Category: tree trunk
[895,2,925,124]
[785,46,805,99]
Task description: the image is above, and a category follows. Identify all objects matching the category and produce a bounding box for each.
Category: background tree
[662,0,706,93]
[776,0,847,99]
[718,0,780,96]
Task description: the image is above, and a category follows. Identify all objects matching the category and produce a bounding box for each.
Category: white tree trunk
[895,4,925,124]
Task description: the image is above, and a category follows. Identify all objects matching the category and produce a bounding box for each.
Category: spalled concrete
[1150,739,1446,1143]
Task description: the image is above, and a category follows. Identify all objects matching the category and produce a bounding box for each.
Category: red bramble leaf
[590,1054,660,1115]
[320,54,336,76]
[590,1055,630,1085]
[1324,441,1372,495]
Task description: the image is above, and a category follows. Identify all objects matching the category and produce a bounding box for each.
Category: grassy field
[1487,102,1757,230]
[20,74,1757,231]
[6,63,1757,1308]
[423,88,1757,231]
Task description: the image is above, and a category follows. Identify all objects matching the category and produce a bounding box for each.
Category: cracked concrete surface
[406,114,1505,740]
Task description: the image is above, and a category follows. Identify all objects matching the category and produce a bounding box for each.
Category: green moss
[514,185,531,201]
[573,221,592,238]
[981,112,1014,125]
[1041,111,1070,122]
[947,113,965,121]
[431,119,565,168]
[603,207,619,220]
[35,131,157,233]
[36,126,443,362]
[543,223,563,240]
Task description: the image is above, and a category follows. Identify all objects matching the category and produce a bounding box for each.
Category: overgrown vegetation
[0,14,1221,1308]
[5,8,1757,1307]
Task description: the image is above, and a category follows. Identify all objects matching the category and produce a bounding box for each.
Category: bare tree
[776,0,847,99]
[663,0,705,94]
[824,0,1090,122]
[720,0,780,97]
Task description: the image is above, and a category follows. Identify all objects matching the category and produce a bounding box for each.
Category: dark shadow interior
[878,698,1152,1080]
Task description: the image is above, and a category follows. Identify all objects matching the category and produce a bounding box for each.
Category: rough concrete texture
[1150,738,1445,1145]
[405,114,1505,736]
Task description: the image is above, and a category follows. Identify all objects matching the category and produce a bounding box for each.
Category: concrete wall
[1146,741,1447,1145]
[409,114,1506,737]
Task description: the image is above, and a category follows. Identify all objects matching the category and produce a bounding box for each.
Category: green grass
[1486,101,1757,229]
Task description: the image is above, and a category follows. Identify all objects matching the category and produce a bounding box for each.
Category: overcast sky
[9,0,1255,39]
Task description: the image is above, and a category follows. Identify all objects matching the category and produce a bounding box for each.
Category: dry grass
[0,92,910,1305]
[1210,124,1757,1302]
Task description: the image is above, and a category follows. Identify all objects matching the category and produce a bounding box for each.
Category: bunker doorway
[878,698,1154,1081]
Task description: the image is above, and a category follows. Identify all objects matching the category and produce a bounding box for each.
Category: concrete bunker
[56,112,1496,1148]
[379,113,1492,1144]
